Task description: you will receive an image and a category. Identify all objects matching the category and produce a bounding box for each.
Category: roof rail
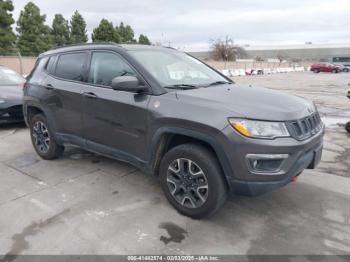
[47,42,123,51]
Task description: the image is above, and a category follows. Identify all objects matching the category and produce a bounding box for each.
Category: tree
[277,53,288,63]
[51,14,70,47]
[91,19,120,43]
[70,11,88,44]
[116,22,135,43]
[0,0,17,55]
[210,36,236,62]
[235,46,249,59]
[255,56,264,62]
[138,34,151,45]
[16,2,53,56]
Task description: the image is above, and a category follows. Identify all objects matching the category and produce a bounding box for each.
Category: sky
[11,0,350,51]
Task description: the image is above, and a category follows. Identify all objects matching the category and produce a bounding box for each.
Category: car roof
[39,43,176,57]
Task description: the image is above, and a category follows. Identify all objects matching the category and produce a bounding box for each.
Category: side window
[28,56,49,83]
[55,52,87,82]
[88,52,136,87]
[45,55,57,74]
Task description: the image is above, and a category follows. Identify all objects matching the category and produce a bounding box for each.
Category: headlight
[228,118,290,139]
[0,99,6,104]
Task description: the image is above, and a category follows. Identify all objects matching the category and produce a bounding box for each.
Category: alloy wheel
[32,121,50,154]
[166,158,209,209]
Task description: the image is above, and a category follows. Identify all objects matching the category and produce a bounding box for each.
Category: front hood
[176,84,315,121]
[0,85,23,107]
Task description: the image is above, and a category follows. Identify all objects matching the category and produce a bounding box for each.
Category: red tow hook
[292,176,299,183]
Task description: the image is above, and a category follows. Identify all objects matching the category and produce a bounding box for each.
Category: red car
[310,63,342,73]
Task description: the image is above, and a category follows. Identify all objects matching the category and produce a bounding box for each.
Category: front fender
[147,126,235,189]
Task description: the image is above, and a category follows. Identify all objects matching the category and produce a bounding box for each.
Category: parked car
[0,66,26,124]
[342,64,350,72]
[332,63,350,72]
[310,63,342,73]
[24,44,324,218]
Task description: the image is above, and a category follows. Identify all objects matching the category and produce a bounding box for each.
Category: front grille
[286,113,323,140]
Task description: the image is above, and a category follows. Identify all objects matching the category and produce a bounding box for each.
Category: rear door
[82,51,150,162]
[44,52,88,139]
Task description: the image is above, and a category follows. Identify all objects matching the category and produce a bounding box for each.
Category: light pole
[224,36,233,69]
[17,50,23,76]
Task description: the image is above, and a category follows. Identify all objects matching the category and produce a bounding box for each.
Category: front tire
[159,143,227,219]
[29,114,64,160]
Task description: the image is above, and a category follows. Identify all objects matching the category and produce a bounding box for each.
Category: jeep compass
[23,44,324,218]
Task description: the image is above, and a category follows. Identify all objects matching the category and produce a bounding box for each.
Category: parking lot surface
[0,72,350,255]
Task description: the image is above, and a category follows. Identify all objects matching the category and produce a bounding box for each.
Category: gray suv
[23,43,324,218]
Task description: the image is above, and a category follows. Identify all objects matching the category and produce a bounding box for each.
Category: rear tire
[332,69,337,73]
[159,143,227,219]
[29,114,64,160]
[313,69,319,73]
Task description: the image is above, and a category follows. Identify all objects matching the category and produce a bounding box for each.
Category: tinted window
[45,55,57,74]
[88,52,136,86]
[55,53,87,81]
[28,56,49,83]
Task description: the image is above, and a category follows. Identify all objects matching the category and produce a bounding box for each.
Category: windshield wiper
[164,84,198,90]
[204,81,232,87]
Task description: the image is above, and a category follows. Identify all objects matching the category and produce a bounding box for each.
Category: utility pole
[17,51,23,75]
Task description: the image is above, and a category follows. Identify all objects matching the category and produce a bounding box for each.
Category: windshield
[128,49,229,88]
[0,67,25,86]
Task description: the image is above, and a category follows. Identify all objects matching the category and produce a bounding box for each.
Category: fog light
[252,160,258,169]
[246,154,288,174]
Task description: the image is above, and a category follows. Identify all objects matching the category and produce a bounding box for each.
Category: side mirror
[111,76,148,93]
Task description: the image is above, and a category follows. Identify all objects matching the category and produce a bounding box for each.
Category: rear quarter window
[45,55,57,75]
[54,52,88,82]
[27,56,49,83]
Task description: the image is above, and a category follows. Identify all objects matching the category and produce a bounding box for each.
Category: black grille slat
[301,120,308,133]
[287,113,322,140]
[292,122,302,136]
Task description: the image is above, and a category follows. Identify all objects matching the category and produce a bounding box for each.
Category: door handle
[82,92,98,99]
[44,84,54,90]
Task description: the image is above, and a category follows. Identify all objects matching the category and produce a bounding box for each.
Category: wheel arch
[26,105,45,121]
[24,103,59,139]
[149,127,234,189]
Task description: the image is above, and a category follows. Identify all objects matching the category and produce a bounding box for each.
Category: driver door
[82,51,150,162]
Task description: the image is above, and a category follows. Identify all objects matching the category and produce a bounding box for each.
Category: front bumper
[217,123,324,196]
[0,105,24,124]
